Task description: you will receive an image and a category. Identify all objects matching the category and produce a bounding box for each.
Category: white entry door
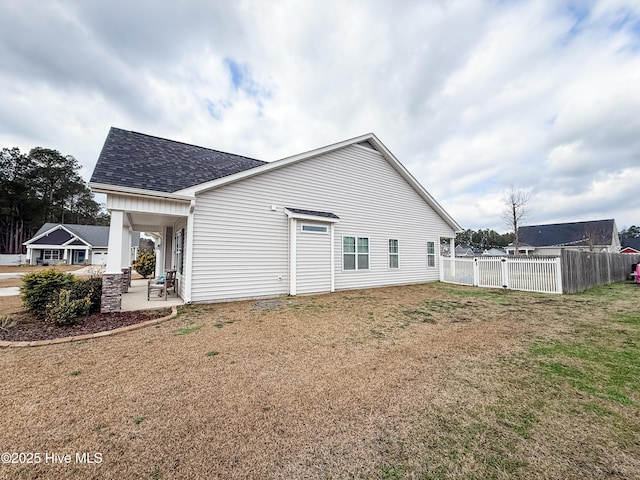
[294,223,332,295]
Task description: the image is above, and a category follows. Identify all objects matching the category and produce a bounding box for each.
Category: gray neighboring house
[505,219,621,255]
[23,223,139,266]
[90,127,462,312]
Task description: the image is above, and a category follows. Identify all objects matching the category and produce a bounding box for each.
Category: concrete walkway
[0,287,20,297]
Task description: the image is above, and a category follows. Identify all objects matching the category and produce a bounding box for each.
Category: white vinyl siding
[190,144,455,302]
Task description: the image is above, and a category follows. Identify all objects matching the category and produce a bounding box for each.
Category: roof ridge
[109,127,266,164]
[522,219,614,228]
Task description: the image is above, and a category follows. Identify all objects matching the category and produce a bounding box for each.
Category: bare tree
[502,186,530,254]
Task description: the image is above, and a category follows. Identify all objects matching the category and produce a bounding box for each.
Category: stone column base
[121,268,131,293]
[101,273,123,313]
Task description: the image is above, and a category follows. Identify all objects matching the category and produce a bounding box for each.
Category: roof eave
[89,182,194,201]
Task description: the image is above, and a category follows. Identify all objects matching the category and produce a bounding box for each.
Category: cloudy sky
[1,0,639,232]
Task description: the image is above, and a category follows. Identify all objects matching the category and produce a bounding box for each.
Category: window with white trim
[301,224,328,234]
[426,241,436,268]
[388,239,399,269]
[43,249,61,260]
[343,236,369,270]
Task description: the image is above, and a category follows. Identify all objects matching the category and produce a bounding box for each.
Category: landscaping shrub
[21,269,77,318]
[70,277,102,313]
[46,289,91,326]
[133,250,156,278]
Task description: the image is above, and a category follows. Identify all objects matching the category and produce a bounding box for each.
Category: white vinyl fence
[440,256,563,294]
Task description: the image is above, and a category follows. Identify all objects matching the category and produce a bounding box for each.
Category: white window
[43,250,61,260]
[343,236,369,270]
[301,224,328,234]
[388,239,399,269]
[426,241,436,268]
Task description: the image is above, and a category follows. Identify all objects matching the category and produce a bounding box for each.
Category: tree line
[0,147,108,254]
[455,228,514,250]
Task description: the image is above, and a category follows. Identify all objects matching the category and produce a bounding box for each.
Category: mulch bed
[0,308,171,342]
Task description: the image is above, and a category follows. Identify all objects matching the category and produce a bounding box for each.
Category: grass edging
[0,305,178,348]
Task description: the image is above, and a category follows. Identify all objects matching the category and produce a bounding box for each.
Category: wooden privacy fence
[440,252,640,294]
[561,250,640,294]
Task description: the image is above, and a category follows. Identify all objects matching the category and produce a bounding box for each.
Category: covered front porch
[97,190,194,313]
[120,278,185,311]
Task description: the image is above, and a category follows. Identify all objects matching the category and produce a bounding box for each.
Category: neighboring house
[454,245,480,256]
[90,127,461,311]
[482,248,507,256]
[505,219,621,256]
[23,223,139,266]
[620,237,640,254]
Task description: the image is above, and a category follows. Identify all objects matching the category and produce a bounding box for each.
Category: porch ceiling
[126,212,184,232]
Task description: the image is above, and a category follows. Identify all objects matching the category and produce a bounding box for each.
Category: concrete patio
[121,278,184,312]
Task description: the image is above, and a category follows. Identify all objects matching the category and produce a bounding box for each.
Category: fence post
[473,258,479,286]
[501,257,509,289]
[555,256,563,294]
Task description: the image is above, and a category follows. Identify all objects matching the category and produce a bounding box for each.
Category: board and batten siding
[190,144,455,303]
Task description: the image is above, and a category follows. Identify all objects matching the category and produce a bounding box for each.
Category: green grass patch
[70,370,81,376]
[175,325,202,335]
[135,417,144,425]
[379,464,407,479]
[531,332,640,407]
[206,351,219,357]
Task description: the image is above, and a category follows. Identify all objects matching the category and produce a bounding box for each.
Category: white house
[90,128,462,312]
[23,223,139,266]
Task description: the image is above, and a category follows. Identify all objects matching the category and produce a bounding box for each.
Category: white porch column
[26,247,32,265]
[84,248,89,265]
[121,227,131,267]
[105,210,125,274]
[450,238,456,278]
[63,248,68,263]
[155,230,164,278]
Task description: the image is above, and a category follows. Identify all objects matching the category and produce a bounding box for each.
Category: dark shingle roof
[621,237,640,251]
[32,224,139,248]
[90,127,267,193]
[518,219,615,247]
[286,208,340,219]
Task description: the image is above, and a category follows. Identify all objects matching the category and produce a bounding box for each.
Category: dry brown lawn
[0,282,638,479]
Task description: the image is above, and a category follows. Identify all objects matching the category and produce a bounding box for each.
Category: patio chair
[147,270,177,301]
